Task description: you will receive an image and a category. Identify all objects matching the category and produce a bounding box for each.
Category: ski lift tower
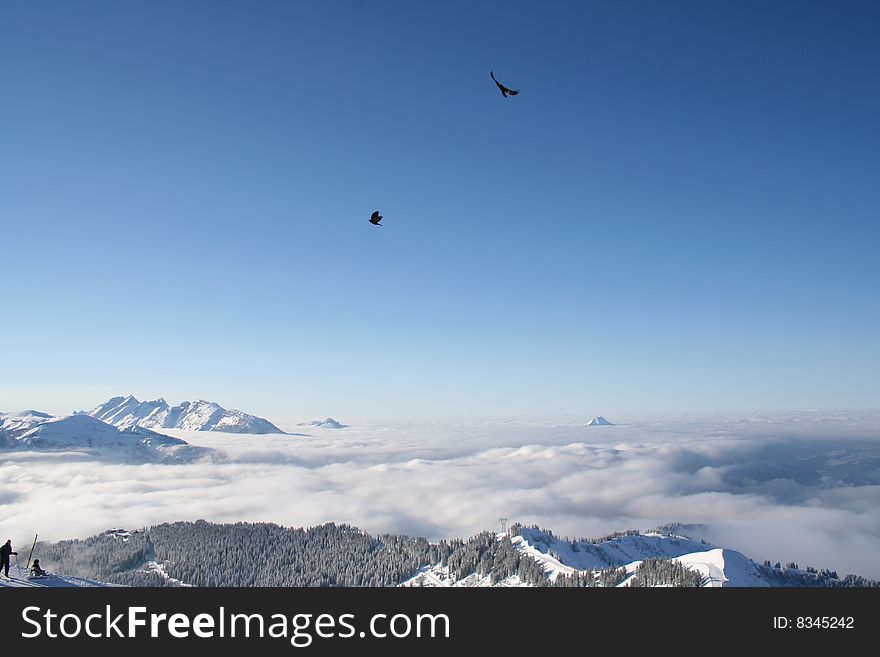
[499,517,508,537]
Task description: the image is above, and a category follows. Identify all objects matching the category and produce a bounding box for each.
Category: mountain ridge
[0,411,211,463]
[27,520,877,588]
[298,417,346,429]
[85,395,285,434]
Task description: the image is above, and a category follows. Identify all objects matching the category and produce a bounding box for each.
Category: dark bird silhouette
[369,210,383,226]
[490,71,519,98]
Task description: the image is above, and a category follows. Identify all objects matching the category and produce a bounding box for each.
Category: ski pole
[26,533,38,570]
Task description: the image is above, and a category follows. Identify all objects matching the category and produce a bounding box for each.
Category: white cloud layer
[1,410,878,579]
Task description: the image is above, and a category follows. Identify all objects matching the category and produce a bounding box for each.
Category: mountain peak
[87,396,284,435]
[299,417,347,429]
[588,416,614,426]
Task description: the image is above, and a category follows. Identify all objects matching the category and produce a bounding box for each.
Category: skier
[0,540,17,577]
[30,559,48,577]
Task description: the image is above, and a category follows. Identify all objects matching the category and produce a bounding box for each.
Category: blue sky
[1,0,878,418]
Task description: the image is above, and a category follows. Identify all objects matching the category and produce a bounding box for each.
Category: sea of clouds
[1,409,878,579]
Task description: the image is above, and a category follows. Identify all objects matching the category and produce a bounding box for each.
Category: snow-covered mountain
[299,417,347,429]
[0,411,210,463]
[30,520,876,588]
[86,395,285,434]
[588,416,614,426]
[511,527,768,586]
[0,410,54,435]
[404,527,777,587]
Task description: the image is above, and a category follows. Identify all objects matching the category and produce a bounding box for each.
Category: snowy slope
[514,528,772,587]
[0,564,115,588]
[514,527,710,573]
[87,395,284,434]
[0,412,211,463]
[403,529,776,588]
[671,548,769,587]
[0,410,54,434]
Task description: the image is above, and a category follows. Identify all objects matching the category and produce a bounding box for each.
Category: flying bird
[490,71,519,98]
[369,210,383,226]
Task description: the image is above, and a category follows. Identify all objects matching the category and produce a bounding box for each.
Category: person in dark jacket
[0,540,18,577]
[30,559,48,577]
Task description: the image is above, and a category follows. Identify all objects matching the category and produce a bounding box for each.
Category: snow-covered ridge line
[86,394,285,434]
[17,520,879,588]
[0,411,211,463]
[404,525,856,588]
[512,527,774,587]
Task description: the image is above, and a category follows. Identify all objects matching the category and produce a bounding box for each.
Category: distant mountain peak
[588,416,614,426]
[86,396,285,435]
[298,417,347,429]
[7,410,53,419]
